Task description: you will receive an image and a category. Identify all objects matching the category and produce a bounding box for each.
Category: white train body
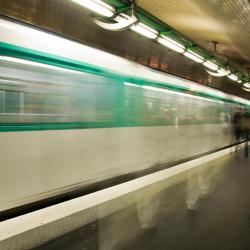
[0,18,249,212]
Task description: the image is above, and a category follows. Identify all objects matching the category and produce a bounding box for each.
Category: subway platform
[37,149,250,250]
[31,148,249,250]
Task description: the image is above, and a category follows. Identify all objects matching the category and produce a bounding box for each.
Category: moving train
[0,17,249,214]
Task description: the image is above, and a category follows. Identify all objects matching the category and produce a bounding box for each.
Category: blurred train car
[0,18,249,213]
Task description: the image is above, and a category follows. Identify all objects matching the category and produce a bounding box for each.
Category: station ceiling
[138,0,250,68]
[0,0,249,99]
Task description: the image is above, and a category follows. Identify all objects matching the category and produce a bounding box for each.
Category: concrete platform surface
[34,151,250,250]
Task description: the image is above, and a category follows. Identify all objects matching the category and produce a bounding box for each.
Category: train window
[0,59,244,127]
[0,91,5,122]
[0,90,24,123]
[23,92,73,122]
[5,91,22,114]
[0,91,4,113]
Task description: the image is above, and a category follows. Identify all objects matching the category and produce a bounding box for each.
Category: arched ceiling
[138,0,250,68]
[0,0,249,99]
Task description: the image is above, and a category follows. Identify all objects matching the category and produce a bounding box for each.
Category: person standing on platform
[241,108,250,157]
[232,108,243,151]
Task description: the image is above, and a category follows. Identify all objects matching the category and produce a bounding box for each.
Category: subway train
[0,17,249,214]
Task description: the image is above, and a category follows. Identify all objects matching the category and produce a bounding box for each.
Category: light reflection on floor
[35,151,250,250]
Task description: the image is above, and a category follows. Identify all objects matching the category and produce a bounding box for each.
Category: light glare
[183,50,204,63]
[227,74,238,81]
[157,36,185,53]
[95,12,137,31]
[203,60,219,71]
[124,82,219,103]
[130,23,158,39]
[206,67,230,77]
[243,82,250,88]
[0,56,81,74]
[217,68,231,76]
[242,87,250,92]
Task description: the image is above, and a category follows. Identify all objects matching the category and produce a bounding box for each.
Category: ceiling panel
[139,0,250,67]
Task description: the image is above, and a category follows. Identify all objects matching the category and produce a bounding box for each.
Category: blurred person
[232,107,243,151]
[241,108,250,157]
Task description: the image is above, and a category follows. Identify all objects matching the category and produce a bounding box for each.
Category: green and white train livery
[0,18,249,212]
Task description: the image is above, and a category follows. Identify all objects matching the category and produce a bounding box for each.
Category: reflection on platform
[32,149,250,250]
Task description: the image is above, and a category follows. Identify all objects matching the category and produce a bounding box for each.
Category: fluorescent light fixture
[227,74,238,81]
[114,13,129,23]
[95,12,137,31]
[0,56,81,74]
[243,82,250,88]
[157,35,185,53]
[203,60,219,71]
[130,22,158,39]
[242,87,250,92]
[71,0,115,17]
[217,68,231,76]
[183,50,204,63]
[206,67,230,77]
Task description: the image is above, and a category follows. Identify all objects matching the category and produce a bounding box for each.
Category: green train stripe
[0,42,247,106]
[0,120,224,132]
[0,42,248,132]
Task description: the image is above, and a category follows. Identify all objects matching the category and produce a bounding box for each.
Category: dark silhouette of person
[232,108,243,144]
[241,108,250,157]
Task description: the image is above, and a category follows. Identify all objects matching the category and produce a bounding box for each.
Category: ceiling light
[218,68,231,76]
[206,70,225,77]
[203,60,219,71]
[0,56,81,74]
[183,50,204,63]
[243,82,250,88]
[227,74,238,81]
[95,12,137,31]
[130,22,158,39]
[206,67,231,77]
[157,35,185,53]
[71,0,115,17]
[242,87,250,92]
